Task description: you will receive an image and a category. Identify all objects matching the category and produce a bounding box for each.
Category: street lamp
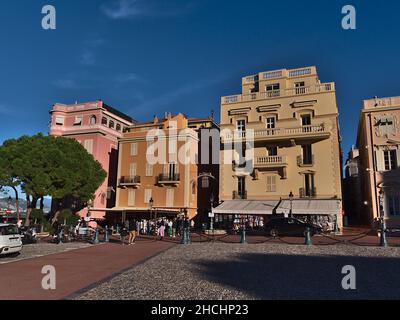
[149,197,154,220]
[378,189,388,247]
[289,191,294,218]
[210,193,214,231]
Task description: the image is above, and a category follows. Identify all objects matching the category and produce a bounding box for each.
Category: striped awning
[276,199,342,215]
[213,200,279,215]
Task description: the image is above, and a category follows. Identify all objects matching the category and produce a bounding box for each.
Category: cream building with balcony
[355,96,400,228]
[214,66,343,230]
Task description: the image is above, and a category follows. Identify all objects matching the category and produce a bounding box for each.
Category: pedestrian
[128,220,137,245]
[168,220,173,237]
[120,224,128,245]
[190,219,195,230]
[159,220,165,240]
[172,218,177,238]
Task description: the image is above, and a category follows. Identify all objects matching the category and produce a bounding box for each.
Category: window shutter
[131,143,138,156]
[129,163,137,176]
[166,189,174,207]
[128,189,135,207]
[376,150,385,171]
[146,163,153,176]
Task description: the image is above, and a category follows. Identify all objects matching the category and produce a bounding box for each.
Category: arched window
[116,124,121,131]
[90,115,97,125]
[101,117,108,126]
[109,120,115,129]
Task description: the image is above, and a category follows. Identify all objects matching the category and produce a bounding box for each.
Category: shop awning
[276,199,342,215]
[213,200,279,215]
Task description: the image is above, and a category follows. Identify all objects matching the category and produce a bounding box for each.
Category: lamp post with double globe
[289,191,294,218]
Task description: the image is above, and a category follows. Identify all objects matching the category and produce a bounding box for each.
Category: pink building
[49,100,135,219]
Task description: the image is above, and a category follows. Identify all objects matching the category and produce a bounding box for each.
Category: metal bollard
[104,226,109,243]
[92,228,100,244]
[380,218,388,247]
[305,227,312,246]
[240,227,247,244]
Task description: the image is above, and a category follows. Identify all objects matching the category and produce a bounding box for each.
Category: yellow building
[111,113,199,221]
[215,66,343,230]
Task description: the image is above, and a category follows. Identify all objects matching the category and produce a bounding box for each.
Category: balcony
[255,156,287,168]
[233,191,247,200]
[157,174,180,186]
[223,124,330,142]
[297,155,315,167]
[299,187,317,198]
[119,176,141,188]
[221,83,335,105]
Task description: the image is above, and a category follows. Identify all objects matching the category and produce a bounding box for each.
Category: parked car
[265,217,323,237]
[0,223,23,256]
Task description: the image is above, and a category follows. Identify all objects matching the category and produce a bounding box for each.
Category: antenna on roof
[211,109,215,120]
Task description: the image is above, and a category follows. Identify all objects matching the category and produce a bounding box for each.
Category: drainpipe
[368,113,379,224]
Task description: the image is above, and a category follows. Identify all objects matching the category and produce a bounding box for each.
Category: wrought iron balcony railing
[299,187,317,198]
[233,190,247,200]
[119,175,141,186]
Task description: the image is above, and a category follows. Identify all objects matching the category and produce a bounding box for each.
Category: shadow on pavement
[195,253,400,300]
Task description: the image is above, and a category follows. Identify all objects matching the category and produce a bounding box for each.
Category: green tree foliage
[0,134,107,225]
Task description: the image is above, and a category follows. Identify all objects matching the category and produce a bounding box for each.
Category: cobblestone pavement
[76,242,400,300]
[0,242,91,265]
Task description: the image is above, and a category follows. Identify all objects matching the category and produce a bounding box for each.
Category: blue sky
[0,0,400,158]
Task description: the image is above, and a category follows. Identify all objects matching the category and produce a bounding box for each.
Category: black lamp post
[289,191,294,218]
[378,189,388,247]
[149,197,154,220]
[210,193,214,231]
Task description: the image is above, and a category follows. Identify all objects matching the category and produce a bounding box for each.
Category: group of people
[118,217,194,244]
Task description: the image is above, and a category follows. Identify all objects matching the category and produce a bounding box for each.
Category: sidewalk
[0,237,175,300]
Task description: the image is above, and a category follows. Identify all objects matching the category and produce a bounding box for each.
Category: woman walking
[159,220,165,241]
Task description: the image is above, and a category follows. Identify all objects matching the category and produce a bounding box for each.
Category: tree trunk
[25,194,31,227]
[40,197,44,210]
[11,186,20,223]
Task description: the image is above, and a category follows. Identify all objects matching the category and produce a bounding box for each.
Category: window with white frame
[266,176,276,192]
[384,150,397,171]
[129,163,137,176]
[130,143,138,156]
[166,189,174,207]
[265,83,280,97]
[144,189,152,204]
[236,119,246,132]
[128,189,136,207]
[55,116,64,125]
[74,116,82,126]
[266,117,276,129]
[145,163,153,176]
[387,195,400,216]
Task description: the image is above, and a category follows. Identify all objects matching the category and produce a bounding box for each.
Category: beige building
[355,96,400,228]
[215,66,343,230]
[111,113,200,221]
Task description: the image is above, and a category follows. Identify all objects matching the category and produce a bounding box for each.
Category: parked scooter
[19,226,38,244]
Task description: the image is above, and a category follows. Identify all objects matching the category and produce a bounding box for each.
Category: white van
[0,224,23,256]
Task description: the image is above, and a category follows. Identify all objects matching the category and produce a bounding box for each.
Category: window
[90,115,97,125]
[169,163,177,179]
[384,150,397,170]
[301,114,311,126]
[266,83,280,97]
[116,124,121,131]
[128,189,135,207]
[304,173,315,197]
[129,163,137,176]
[266,117,276,129]
[130,143,138,156]
[238,177,246,197]
[166,189,174,207]
[302,145,313,165]
[295,81,306,94]
[55,116,64,125]
[387,196,400,216]
[101,117,108,125]
[266,176,276,192]
[83,140,93,154]
[236,119,246,132]
[74,116,82,126]
[109,120,115,129]
[145,163,153,176]
[144,189,152,204]
[267,146,278,156]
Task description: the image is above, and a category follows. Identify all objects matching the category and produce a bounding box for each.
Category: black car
[265,217,322,237]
